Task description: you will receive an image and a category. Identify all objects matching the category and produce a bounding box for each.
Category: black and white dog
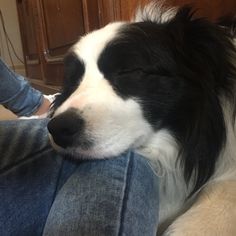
[48,3,236,235]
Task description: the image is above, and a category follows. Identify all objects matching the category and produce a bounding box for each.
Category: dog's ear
[217,15,236,37]
[166,6,236,90]
[160,7,236,194]
[50,53,85,114]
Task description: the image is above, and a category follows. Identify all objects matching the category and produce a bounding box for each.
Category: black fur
[52,7,236,194]
[98,7,236,193]
[218,15,236,37]
[52,53,85,113]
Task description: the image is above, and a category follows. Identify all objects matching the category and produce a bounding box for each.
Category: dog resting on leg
[48,2,236,235]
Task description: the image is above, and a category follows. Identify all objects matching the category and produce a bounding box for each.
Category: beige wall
[0,0,25,75]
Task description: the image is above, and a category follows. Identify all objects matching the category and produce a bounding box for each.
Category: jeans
[0,58,43,116]
[0,119,159,236]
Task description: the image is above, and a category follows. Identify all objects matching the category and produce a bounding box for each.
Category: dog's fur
[48,2,236,235]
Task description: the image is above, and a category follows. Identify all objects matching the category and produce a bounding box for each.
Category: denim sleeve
[0,59,43,116]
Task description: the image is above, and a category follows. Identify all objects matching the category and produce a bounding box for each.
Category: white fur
[53,20,189,224]
[52,4,236,235]
[133,0,177,23]
[137,130,189,224]
[54,23,153,159]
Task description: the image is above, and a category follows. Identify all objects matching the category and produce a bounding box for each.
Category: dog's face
[48,15,189,159]
[48,22,157,158]
[48,6,236,196]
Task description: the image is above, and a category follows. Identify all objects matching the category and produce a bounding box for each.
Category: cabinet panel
[17,0,92,86]
[20,1,38,56]
[119,0,141,21]
[41,0,85,53]
[166,0,236,21]
[38,0,87,85]
[118,0,236,22]
[98,0,121,26]
[82,0,100,31]
[17,0,236,88]
[17,0,42,80]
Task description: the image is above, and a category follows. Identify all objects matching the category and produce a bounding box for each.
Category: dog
[48,2,236,235]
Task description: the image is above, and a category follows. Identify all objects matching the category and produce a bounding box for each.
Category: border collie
[48,2,236,235]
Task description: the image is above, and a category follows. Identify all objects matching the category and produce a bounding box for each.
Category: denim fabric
[0,119,77,236]
[0,119,159,236]
[0,59,43,116]
[43,152,159,236]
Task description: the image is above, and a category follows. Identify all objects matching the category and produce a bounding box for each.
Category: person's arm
[0,59,50,116]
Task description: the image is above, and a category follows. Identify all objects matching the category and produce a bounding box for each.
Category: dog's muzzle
[47,108,85,149]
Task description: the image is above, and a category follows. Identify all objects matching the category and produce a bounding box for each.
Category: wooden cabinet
[98,0,236,23]
[16,0,101,88]
[17,0,41,80]
[16,0,236,90]
[17,0,86,88]
[38,0,86,85]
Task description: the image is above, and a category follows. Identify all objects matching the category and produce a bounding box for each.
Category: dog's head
[48,5,236,192]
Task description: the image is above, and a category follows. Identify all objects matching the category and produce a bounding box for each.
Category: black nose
[48,109,84,148]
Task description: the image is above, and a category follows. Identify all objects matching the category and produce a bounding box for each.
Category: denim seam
[1,90,44,116]
[118,152,133,236]
[0,79,29,104]
[22,95,44,116]
[51,160,66,203]
[0,146,52,174]
[0,59,19,81]
[41,159,66,236]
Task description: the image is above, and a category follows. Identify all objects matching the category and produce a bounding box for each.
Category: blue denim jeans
[0,119,159,236]
[0,58,43,116]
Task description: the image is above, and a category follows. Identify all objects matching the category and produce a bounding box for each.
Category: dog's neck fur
[137,130,189,224]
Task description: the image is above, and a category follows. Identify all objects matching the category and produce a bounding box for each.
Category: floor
[0,105,17,120]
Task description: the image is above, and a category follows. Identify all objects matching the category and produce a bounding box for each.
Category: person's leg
[0,119,159,236]
[0,119,77,236]
[0,58,43,116]
[0,119,49,170]
[43,151,159,236]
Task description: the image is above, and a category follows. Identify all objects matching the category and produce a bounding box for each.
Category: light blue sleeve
[0,59,43,116]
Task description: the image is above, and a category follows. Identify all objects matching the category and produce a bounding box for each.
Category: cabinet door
[40,0,85,58]
[17,0,42,80]
[119,0,143,21]
[114,0,236,22]
[165,0,236,21]
[97,0,121,26]
[38,0,86,85]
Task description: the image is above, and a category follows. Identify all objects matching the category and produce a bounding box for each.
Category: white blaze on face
[54,22,153,158]
[55,22,125,116]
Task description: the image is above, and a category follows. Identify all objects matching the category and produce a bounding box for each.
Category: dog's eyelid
[117,68,145,75]
[63,53,85,83]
